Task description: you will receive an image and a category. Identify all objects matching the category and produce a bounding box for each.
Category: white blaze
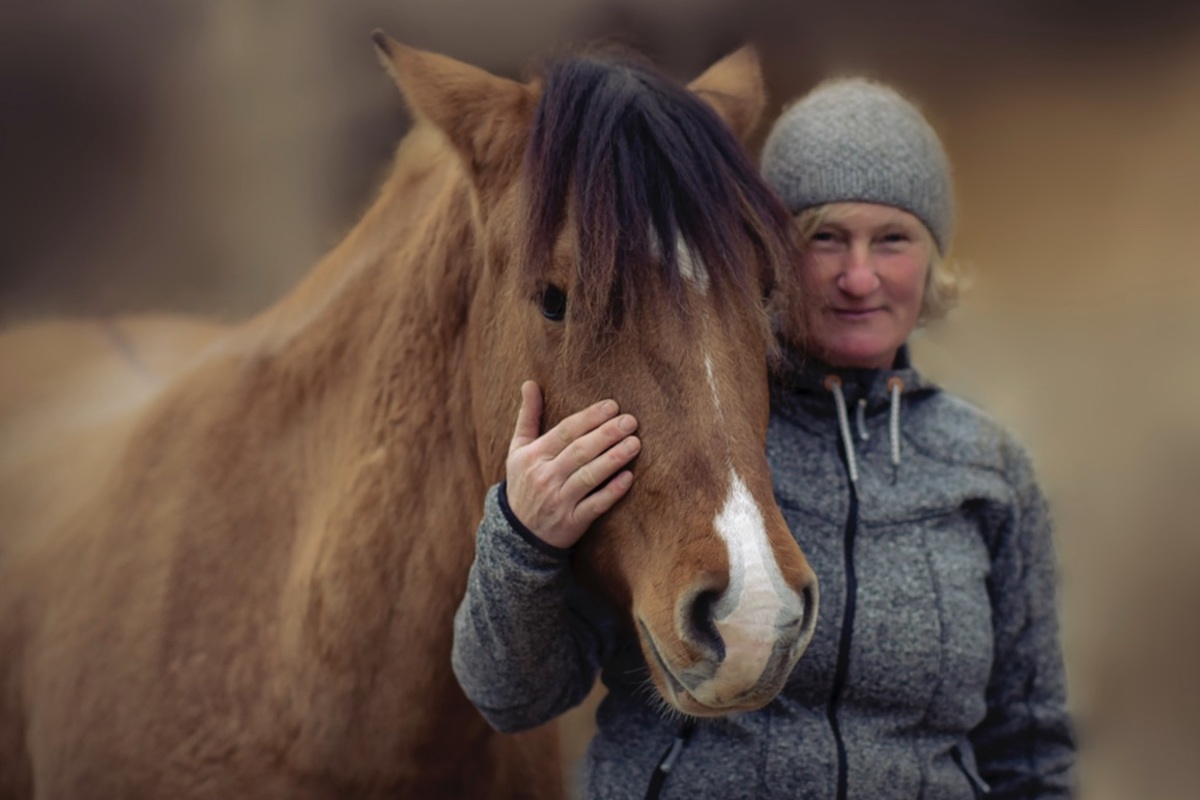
[709,469,793,692]
[675,237,709,292]
[704,355,722,419]
[648,229,710,292]
[668,231,718,419]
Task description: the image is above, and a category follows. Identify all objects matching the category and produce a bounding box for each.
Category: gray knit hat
[761,78,954,252]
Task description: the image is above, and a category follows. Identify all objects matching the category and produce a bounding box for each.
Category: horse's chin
[667,687,777,718]
[639,623,797,718]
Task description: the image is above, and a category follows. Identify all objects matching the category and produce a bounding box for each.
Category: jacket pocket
[950,743,991,799]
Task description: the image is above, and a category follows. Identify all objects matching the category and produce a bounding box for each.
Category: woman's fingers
[508,381,544,454]
[536,398,621,460]
[504,386,640,549]
[559,425,640,505]
[557,410,637,476]
[573,469,635,528]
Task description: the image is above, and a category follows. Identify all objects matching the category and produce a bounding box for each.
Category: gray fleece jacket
[452,348,1076,799]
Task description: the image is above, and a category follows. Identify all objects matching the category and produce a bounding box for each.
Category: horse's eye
[540,284,567,322]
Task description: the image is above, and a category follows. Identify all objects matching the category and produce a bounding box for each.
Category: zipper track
[827,471,859,800]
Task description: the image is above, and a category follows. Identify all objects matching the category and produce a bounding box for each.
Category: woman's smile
[800,202,931,369]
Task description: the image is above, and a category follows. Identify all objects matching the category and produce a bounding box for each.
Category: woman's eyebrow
[875,221,918,235]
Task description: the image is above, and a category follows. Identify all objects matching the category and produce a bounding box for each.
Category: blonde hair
[793,204,961,326]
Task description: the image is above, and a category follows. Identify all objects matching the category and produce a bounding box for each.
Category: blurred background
[3,1,1198,797]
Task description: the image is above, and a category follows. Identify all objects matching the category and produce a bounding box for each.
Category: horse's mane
[522,49,798,334]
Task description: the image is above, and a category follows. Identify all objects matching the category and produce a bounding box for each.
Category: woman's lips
[832,307,881,321]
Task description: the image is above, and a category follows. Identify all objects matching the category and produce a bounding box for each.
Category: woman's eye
[540,284,567,322]
[809,231,842,250]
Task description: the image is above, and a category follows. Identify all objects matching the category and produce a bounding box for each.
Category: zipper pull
[644,719,697,800]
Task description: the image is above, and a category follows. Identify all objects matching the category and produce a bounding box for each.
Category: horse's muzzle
[639,574,819,716]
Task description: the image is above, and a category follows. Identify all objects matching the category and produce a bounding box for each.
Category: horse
[0,33,818,799]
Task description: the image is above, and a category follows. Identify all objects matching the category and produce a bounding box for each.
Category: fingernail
[600,399,618,416]
[618,414,636,433]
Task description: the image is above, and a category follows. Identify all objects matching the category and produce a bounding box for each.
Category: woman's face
[799,202,931,370]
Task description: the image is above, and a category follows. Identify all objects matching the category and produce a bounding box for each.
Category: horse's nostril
[799,582,819,640]
[687,589,725,661]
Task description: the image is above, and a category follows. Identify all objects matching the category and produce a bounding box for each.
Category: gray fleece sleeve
[451,483,607,733]
[970,438,1077,798]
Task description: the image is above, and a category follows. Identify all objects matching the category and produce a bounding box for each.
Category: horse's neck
[247,125,481,474]
[225,129,495,768]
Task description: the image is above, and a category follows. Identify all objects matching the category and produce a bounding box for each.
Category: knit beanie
[760,78,954,253]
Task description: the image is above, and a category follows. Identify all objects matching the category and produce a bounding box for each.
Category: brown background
[3,2,1199,798]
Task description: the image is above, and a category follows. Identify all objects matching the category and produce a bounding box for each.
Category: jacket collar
[771,344,936,419]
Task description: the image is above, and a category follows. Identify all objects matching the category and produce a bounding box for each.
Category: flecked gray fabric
[760,79,955,252]
[452,349,1075,799]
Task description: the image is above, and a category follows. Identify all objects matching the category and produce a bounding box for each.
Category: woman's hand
[505,381,640,550]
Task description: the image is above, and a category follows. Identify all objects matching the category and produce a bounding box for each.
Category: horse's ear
[372,31,534,190]
[687,46,766,143]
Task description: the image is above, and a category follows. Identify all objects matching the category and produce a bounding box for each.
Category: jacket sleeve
[451,482,612,733]
[970,437,1077,798]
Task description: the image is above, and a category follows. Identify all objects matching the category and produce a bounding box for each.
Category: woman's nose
[836,248,880,296]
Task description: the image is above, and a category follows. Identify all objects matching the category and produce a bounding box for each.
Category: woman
[452,77,1076,798]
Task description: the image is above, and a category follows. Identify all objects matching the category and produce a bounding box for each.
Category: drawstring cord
[825,374,906,484]
[824,375,859,484]
[888,376,904,468]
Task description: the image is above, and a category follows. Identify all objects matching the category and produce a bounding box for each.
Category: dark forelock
[522,50,798,331]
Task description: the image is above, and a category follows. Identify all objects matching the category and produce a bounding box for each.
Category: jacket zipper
[643,719,697,800]
[828,473,858,800]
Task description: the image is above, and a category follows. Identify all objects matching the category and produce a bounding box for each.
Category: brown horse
[0,34,817,799]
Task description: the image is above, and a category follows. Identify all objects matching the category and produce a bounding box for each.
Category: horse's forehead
[542,230,719,303]
[648,229,709,293]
